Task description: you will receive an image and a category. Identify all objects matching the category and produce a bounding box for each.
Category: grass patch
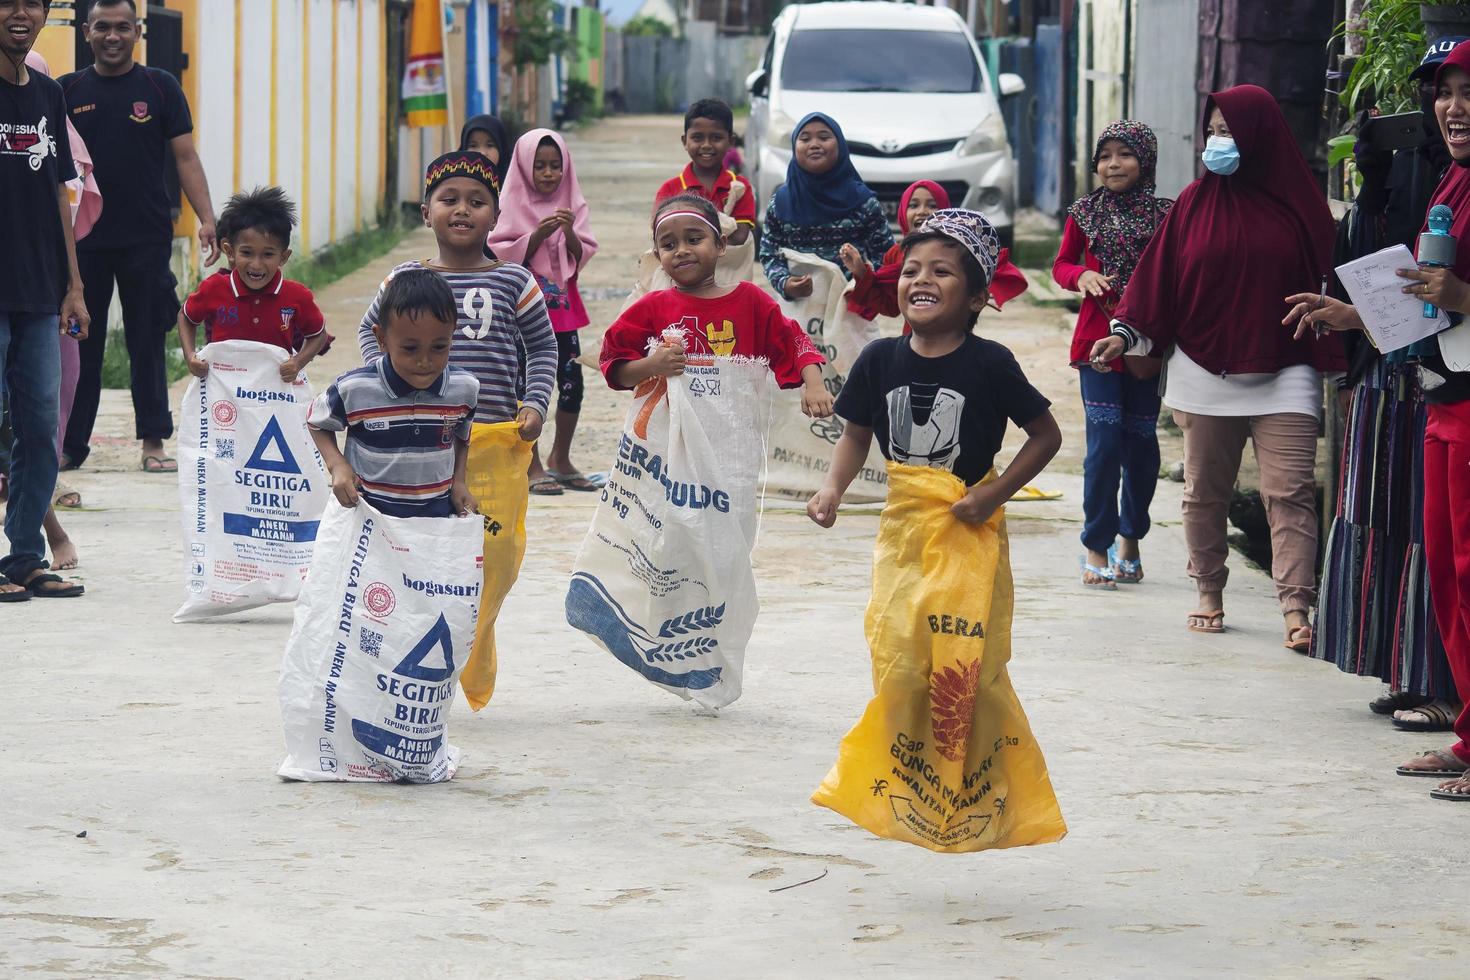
[101,217,407,389]
[1009,233,1062,269]
[291,216,409,293]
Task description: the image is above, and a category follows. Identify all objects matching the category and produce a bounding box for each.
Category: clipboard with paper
[1334,244,1452,354]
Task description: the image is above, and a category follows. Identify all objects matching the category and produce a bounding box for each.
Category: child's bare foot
[545,453,601,491]
[49,536,79,571]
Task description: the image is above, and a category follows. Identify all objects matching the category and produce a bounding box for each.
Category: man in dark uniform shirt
[59,0,219,473]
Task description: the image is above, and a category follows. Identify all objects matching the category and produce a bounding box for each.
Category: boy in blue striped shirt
[309,269,479,518]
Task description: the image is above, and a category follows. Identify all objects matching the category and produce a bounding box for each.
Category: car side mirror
[747,69,769,98]
[998,73,1026,98]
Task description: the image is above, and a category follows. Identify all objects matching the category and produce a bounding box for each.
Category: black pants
[66,244,176,465]
[556,329,584,415]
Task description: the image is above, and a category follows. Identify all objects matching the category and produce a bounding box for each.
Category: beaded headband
[424,151,500,199]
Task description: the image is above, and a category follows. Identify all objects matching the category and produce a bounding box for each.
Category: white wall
[189,0,387,261]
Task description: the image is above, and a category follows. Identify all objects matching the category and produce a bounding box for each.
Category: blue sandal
[1108,544,1143,585]
[1079,556,1116,590]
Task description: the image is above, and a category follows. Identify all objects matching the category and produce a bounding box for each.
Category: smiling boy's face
[422,176,498,251]
[222,226,290,292]
[682,117,730,176]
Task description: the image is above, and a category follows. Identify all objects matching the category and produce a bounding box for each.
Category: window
[780,30,981,94]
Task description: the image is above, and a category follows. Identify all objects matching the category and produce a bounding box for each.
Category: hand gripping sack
[174,340,329,622]
[459,421,533,710]
[277,501,484,783]
[566,356,771,709]
[811,464,1067,852]
[768,250,891,502]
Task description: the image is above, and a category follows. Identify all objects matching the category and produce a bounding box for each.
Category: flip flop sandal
[1395,749,1469,778]
[529,477,565,496]
[1392,699,1461,732]
[1010,484,1063,501]
[52,480,82,509]
[1108,544,1143,584]
[1079,557,1116,590]
[1429,781,1470,801]
[142,455,178,474]
[1370,691,1432,716]
[547,470,600,492]
[1187,610,1226,634]
[1284,625,1313,653]
[0,577,31,603]
[24,572,84,598]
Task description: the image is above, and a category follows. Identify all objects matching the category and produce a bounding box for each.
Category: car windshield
[780,29,981,93]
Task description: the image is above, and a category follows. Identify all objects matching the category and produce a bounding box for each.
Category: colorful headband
[653,208,722,235]
[919,208,1000,287]
[424,151,500,199]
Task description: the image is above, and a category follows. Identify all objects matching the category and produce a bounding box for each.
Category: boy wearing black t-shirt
[0,0,90,601]
[809,210,1061,528]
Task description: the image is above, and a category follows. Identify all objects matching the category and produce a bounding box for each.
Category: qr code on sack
[214,438,235,460]
[359,627,383,658]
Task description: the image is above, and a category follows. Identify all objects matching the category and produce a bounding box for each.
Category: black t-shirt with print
[58,64,191,250]
[0,71,77,314]
[836,334,1052,486]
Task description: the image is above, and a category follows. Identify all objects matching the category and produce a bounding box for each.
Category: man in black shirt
[60,0,219,473]
[0,0,89,599]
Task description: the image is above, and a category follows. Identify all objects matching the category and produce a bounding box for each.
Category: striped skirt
[1313,360,1455,696]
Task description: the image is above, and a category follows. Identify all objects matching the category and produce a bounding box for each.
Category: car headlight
[958,112,1008,157]
[767,108,800,149]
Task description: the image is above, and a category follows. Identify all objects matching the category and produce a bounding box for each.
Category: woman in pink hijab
[23,52,99,559]
[487,129,602,494]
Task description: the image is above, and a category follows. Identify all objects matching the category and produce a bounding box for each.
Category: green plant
[621,15,673,38]
[1334,0,1461,112]
[562,78,602,122]
[510,0,575,68]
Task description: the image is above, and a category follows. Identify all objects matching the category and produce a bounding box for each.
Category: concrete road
[3,116,1461,978]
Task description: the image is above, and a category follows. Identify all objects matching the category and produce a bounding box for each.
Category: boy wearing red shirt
[179,186,326,383]
[654,99,756,246]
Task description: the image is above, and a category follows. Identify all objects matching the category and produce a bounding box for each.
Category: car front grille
[850,138,962,159]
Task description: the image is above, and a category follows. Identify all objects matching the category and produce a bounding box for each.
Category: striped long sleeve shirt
[358,260,558,424]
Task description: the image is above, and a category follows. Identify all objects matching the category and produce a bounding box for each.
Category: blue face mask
[1202,135,1240,176]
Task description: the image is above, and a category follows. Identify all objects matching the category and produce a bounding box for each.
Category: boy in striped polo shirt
[309,269,479,518]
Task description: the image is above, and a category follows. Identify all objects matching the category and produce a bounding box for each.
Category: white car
[746,1,1025,246]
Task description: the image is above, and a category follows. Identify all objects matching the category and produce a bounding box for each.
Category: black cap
[1411,36,1468,81]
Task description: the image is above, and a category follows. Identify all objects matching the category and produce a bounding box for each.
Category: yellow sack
[811,463,1066,853]
[460,421,532,710]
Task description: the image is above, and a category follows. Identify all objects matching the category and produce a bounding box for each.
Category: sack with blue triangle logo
[173,340,329,622]
[277,499,483,783]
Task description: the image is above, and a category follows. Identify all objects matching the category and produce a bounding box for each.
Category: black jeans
[65,244,177,466]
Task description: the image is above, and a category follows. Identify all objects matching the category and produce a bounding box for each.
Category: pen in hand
[1314,277,1327,337]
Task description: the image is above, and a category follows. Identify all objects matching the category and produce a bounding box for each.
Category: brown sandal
[1187,610,1225,634]
[1284,625,1312,653]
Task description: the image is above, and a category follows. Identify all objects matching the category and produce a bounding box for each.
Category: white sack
[277,501,484,783]
[174,340,328,622]
[566,357,771,709]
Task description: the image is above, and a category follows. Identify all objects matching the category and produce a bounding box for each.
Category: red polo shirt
[183,269,325,352]
[654,164,757,227]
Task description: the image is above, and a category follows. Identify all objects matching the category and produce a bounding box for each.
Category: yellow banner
[402,0,447,128]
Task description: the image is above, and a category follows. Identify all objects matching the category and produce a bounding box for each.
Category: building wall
[40,0,387,270]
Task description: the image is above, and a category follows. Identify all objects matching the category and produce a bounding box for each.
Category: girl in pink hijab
[488,129,602,494]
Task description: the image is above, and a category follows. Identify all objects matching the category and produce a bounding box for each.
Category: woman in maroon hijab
[1287,42,1470,802]
[1091,85,1343,647]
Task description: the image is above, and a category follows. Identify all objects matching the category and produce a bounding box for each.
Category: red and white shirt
[654,164,757,227]
[183,269,325,352]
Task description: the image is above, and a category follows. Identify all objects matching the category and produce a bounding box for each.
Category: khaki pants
[1174,410,1319,616]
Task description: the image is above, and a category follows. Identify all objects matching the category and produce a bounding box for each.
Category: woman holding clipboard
[1287,42,1470,803]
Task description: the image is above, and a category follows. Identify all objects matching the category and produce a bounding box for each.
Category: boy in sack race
[279,270,482,783]
[807,210,1068,852]
[566,195,832,709]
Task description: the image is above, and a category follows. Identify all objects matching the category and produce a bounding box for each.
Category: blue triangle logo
[392,614,456,682]
[244,416,301,474]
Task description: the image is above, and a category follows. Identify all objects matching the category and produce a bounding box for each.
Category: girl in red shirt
[1053,120,1173,589]
[601,194,833,418]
